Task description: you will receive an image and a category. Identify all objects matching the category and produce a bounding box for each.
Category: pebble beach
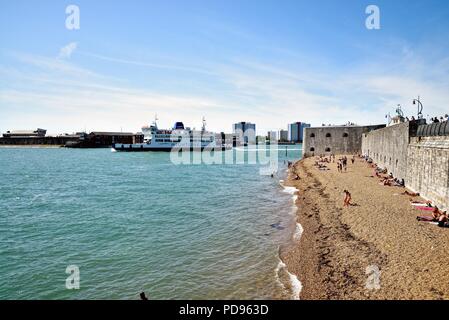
[283,155,449,300]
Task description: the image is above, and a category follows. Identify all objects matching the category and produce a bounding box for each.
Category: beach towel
[417,216,435,221]
[416,206,434,211]
[411,203,429,207]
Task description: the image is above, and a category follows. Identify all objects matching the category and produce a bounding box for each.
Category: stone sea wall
[406,136,449,211]
[361,121,449,211]
[303,125,385,158]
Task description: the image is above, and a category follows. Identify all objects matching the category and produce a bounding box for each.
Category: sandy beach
[282,155,449,300]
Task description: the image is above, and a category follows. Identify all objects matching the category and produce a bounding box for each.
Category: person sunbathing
[380,177,392,186]
[438,212,448,227]
[432,206,441,220]
[416,206,441,222]
[416,215,436,222]
[402,190,420,197]
[410,199,432,206]
[392,179,404,187]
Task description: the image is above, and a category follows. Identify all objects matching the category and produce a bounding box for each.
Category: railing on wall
[416,121,449,137]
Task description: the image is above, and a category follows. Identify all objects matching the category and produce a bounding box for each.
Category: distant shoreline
[282,156,449,300]
[0,145,64,149]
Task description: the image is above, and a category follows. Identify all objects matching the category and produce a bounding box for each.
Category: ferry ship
[112,118,229,152]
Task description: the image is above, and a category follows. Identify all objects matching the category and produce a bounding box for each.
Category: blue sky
[1,0,449,134]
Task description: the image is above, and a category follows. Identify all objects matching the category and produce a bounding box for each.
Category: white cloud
[78,51,218,77]
[58,42,78,59]
[1,45,449,135]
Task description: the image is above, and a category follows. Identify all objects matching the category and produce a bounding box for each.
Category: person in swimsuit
[432,206,441,221]
[402,190,420,197]
[343,190,352,207]
[438,212,448,227]
[417,206,441,222]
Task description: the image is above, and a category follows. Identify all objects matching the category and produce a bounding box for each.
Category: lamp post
[396,104,404,117]
[412,96,423,119]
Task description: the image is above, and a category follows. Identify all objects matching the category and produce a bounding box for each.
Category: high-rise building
[267,131,277,141]
[278,129,289,142]
[288,122,311,143]
[232,122,256,145]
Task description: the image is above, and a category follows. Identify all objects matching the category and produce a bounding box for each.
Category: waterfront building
[267,131,277,142]
[288,122,311,143]
[87,132,143,147]
[232,122,256,146]
[3,128,47,138]
[303,124,385,157]
[278,129,289,142]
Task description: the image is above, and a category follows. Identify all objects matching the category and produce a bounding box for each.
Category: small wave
[282,186,298,195]
[29,194,44,205]
[111,148,117,153]
[293,223,303,241]
[287,271,302,300]
[274,260,287,289]
[275,258,302,300]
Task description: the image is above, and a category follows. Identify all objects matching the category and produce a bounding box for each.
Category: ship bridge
[173,122,185,130]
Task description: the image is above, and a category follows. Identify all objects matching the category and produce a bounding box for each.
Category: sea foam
[287,271,302,300]
[275,258,302,300]
[282,186,298,195]
[293,223,303,241]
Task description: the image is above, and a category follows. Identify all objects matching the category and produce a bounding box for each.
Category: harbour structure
[302,116,449,211]
[362,119,449,211]
[0,128,81,147]
[0,129,142,148]
[303,124,385,157]
[2,128,47,138]
[77,131,143,148]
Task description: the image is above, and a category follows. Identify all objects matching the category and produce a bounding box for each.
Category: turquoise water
[0,146,302,300]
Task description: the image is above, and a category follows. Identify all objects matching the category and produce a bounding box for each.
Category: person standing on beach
[343,190,352,207]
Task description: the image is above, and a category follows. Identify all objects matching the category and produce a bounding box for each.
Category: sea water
[0,146,302,299]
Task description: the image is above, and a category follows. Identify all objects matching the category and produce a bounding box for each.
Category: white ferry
[112,118,229,152]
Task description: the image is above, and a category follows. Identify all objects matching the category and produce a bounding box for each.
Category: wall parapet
[416,121,449,137]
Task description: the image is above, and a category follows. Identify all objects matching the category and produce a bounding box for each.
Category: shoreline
[277,179,303,300]
[282,156,449,300]
[0,145,64,149]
